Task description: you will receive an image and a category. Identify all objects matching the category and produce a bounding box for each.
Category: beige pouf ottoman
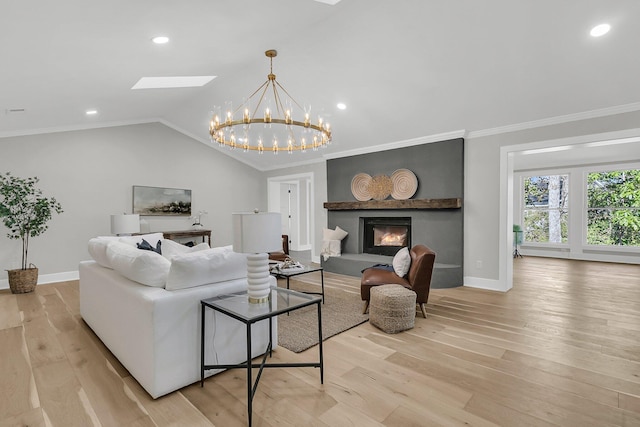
[369,284,417,334]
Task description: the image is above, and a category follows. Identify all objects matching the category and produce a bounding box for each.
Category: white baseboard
[463,276,510,292]
[0,270,79,290]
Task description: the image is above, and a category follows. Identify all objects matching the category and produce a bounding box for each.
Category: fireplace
[362,217,411,256]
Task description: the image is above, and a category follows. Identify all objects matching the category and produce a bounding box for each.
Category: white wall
[465,110,640,291]
[0,122,265,288]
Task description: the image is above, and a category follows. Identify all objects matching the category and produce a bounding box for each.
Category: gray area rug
[277,280,369,353]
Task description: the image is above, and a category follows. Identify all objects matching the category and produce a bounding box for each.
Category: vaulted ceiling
[2,0,639,171]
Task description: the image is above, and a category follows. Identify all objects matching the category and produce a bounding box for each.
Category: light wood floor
[1,257,640,426]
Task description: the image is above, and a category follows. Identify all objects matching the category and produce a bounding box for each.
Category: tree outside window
[523,175,569,243]
[587,169,640,246]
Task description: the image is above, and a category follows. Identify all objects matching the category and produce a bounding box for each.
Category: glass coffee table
[201,288,323,427]
[270,264,325,303]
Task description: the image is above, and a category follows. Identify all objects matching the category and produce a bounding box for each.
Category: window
[586,169,640,246]
[522,175,569,243]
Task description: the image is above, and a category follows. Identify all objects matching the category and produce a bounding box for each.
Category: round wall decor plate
[351,173,372,201]
[390,169,418,200]
[369,174,393,200]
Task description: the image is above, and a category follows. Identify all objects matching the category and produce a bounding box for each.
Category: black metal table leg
[246,323,252,427]
[317,300,324,384]
[320,269,325,303]
[200,302,205,387]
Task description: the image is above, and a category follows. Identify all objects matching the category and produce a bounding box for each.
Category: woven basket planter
[7,266,38,294]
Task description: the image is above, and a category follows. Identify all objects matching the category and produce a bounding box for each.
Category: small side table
[270,265,325,303]
[201,288,323,427]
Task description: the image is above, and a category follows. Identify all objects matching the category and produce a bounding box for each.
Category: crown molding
[0,118,159,139]
[467,101,640,139]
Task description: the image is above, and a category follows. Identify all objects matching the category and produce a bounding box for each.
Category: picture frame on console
[132,185,192,216]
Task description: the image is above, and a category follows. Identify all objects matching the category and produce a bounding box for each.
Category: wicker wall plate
[369,174,393,200]
[351,173,373,201]
[390,168,418,200]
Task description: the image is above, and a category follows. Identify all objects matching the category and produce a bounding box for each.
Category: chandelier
[209,50,332,154]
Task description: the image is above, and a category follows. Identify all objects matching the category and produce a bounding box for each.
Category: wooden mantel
[323,198,462,210]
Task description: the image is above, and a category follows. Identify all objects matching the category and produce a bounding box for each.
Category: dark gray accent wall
[323,138,464,288]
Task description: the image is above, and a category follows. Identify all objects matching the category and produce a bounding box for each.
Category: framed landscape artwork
[133,186,192,216]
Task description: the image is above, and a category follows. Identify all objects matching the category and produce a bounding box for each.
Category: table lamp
[111,213,141,236]
[233,211,282,303]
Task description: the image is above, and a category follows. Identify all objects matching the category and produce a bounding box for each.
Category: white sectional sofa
[79,233,277,399]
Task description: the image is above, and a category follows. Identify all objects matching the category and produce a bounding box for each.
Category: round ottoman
[369,285,417,334]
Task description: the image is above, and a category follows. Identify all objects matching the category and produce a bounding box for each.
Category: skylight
[131,76,217,89]
[590,23,611,37]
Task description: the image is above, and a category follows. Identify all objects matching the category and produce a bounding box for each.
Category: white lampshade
[232,212,282,254]
[111,214,141,236]
[232,211,282,303]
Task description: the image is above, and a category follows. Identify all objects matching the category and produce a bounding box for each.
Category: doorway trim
[267,172,315,253]
[499,128,640,292]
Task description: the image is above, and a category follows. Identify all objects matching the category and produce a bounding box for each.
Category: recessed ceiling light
[314,0,342,4]
[337,103,347,110]
[152,36,170,44]
[590,23,610,37]
[86,109,98,115]
[131,76,217,89]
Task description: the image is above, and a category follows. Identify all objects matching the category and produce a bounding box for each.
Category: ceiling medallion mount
[209,49,332,154]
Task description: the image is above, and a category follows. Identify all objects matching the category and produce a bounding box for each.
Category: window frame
[517,170,571,249]
[582,163,640,251]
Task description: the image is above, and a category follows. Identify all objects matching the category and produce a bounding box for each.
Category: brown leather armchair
[361,244,436,318]
[268,235,290,262]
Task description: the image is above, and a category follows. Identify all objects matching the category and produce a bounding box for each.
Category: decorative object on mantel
[209,49,332,154]
[0,172,63,294]
[351,173,372,201]
[232,211,282,303]
[370,174,393,200]
[350,169,418,201]
[390,169,418,200]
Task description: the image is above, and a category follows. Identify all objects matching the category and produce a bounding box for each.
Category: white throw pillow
[333,226,348,240]
[106,241,171,287]
[165,248,247,291]
[392,247,411,277]
[161,238,210,261]
[87,237,119,269]
[322,226,349,241]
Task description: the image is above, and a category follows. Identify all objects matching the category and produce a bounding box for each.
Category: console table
[162,229,211,246]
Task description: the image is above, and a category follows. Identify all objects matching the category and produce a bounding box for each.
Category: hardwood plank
[0,294,21,331]
[32,360,99,427]
[22,314,67,368]
[0,326,38,419]
[0,407,46,427]
[56,320,156,427]
[123,376,215,427]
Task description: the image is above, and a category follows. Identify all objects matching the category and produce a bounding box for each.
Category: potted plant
[0,172,63,293]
